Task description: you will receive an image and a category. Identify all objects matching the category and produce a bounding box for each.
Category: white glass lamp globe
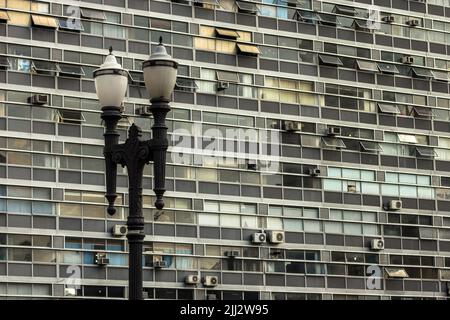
[142,38,178,101]
[93,48,128,107]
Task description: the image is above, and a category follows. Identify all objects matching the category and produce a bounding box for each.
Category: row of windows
[2,246,447,280]
[3,52,450,121]
[4,234,450,267]
[6,1,450,81]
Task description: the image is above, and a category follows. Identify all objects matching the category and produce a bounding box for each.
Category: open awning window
[294,10,318,23]
[117,115,132,128]
[58,64,85,77]
[416,147,437,158]
[385,268,409,278]
[31,15,58,28]
[80,8,106,20]
[59,18,84,31]
[129,71,145,84]
[319,55,343,67]
[175,77,198,91]
[0,11,10,21]
[317,13,342,26]
[353,20,370,31]
[216,71,239,82]
[237,43,260,55]
[236,1,259,14]
[378,63,400,74]
[378,103,400,114]
[432,70,449,81]
[215,28,240,39]
[0,56,10,69]
[440,270,450,280]
[32,60,59,74]
[357,60,378,72]
[333,5,357,16]
[58,109,86,124]
[398,134,418,144]
[322,137,346,149]
[194,0,220,5]
[360,141,382,152]
[419,227,437,239]
[413,107,435,118]
[412,67,434,79]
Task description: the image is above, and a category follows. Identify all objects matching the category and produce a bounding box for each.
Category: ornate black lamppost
[93,40,178,300]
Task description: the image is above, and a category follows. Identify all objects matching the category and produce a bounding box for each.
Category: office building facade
[0,0,450,299]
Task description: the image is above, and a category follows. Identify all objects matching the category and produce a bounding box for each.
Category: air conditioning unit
[247,163,257,170]
[388,200,402,210]
[370,239,385,250]
[307,168,321,176]
[203,276,218,287]
[406,19,419,27]
[251,232,267,244]
[284,121,301,132]
[327,127,341,136]
[64,287,77,297]
[30,94,48,105]
[270,122,279,129]
[267,231,285,244]
[217,81,229,91]
[402,56,414,64]
[135,106,151,115]
[185,275,200,285]
[224,250,239,258]
[382,15,395,23]
[347,184,357,193]
[206,294,217,300]
[153,260,167,268]
[94,253,109,266]
[112,224,127,237]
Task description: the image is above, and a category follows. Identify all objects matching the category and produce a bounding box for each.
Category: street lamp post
[93,40,178,300]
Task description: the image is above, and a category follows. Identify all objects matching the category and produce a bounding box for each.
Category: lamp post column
[150,98,170,210]
[126,139,145,301]
[113,125,149,300]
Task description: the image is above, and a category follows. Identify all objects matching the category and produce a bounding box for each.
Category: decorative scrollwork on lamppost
[93,40,178,300]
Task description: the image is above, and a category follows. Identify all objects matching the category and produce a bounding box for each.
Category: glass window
[8,248,32,261]
[284,219,302,232]
[325,221,343,233]
[381,184,399,196]
[303,220,321,232]
[267,217,283,229]
[344,223,362,235]
[241,216,257,228]
[324,179,342,191]
[198,213,219,226]
[220,214,240,227]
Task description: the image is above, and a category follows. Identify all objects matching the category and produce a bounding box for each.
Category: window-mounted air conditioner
[202,276,218,287]
[388,200,402,210]
[95,253,109,266]
[251,232,267,244]
[112,224,127,237]
[185,275,200,285]
[402,56,414,64]
[267,231,285,244]
[370,239,385,250]
[327,127,341,136]
[217,81,229,91]
[30,94,48,105]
